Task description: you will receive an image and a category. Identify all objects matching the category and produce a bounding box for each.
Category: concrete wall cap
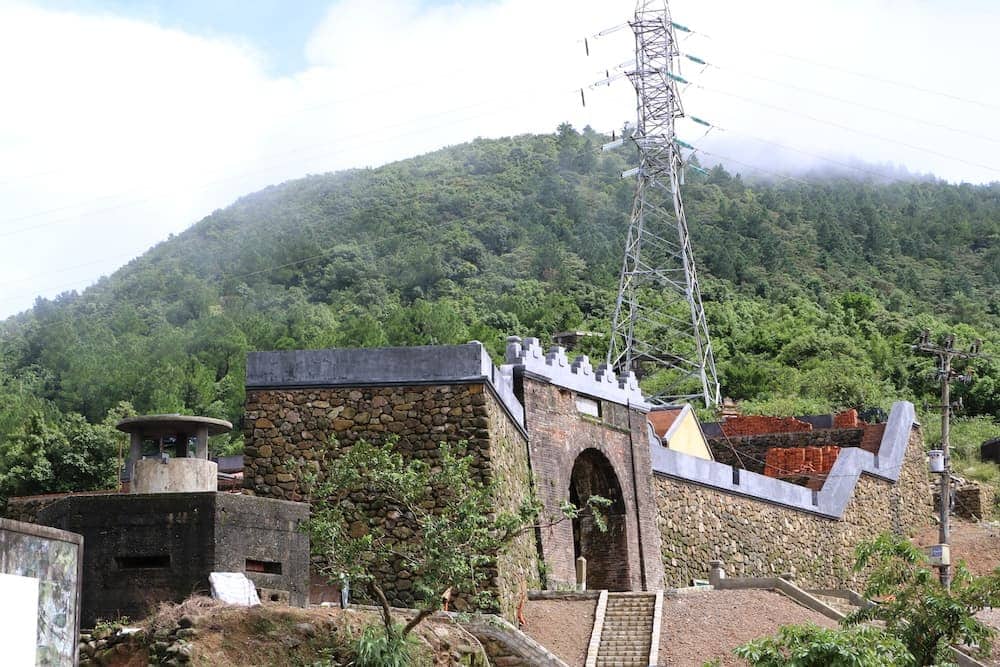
[650,401,917,519]
[246,343,525,428]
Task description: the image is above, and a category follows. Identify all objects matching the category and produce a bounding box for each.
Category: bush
[845,533,1000,665]
[734,623,913,666]
[351,623,416,667]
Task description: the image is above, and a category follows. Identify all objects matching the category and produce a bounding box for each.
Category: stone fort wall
[243,344,538,619]
[653,417,930,588]
[243,342,932,612]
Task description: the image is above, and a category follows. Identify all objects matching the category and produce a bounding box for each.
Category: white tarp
[0,572,39,666]
[209,572,261,606]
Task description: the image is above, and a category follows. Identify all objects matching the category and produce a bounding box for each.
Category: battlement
[504,336,649,411]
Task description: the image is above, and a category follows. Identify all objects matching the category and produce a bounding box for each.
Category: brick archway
[569,448,631,591]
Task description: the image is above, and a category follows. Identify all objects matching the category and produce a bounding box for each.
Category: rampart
[244,343,537,619]
[652,401,931,587]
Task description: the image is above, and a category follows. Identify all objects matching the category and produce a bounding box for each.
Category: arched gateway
[569,449,631,591]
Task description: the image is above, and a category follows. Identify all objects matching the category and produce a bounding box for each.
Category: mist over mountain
[0,127,997,492]
[695,136,941,184]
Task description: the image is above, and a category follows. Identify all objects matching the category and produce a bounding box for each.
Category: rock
[177,615,195,629]
[294,622,317,637]
[349,520,368,538]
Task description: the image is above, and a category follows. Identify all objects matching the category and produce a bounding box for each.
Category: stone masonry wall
[243,382,537,620]
[655,426,931,588]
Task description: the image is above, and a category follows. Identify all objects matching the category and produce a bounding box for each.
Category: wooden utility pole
[912,331,984,588]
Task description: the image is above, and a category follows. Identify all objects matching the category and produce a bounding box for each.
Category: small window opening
[116,555,170,569]
[246,559,282,575]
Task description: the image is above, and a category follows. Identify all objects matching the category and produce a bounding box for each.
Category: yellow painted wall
[664,410,713,460]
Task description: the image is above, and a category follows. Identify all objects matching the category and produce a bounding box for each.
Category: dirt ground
[915,517,1000,576]
[521,598,596,667]
[97,598,485,667]
[657,589,837,666]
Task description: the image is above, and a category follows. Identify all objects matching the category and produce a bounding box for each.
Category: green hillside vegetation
[1,125,998,498]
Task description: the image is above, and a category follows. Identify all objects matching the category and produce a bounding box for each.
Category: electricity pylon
[606,0,720,407]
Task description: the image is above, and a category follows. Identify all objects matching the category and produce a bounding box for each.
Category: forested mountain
[1,125,998,498]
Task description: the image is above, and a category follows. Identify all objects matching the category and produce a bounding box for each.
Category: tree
[306,438,606,650]
[844,533,1000,665]
[0,402,131,502]
[734,623,913,666]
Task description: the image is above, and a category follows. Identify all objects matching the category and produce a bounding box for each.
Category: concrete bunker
[569,448,630,591]
[27,414,310,625]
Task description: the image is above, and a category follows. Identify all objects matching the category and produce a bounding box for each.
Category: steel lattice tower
[606,0,720,407]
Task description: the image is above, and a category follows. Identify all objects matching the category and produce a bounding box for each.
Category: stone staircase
[807,590,864,618]
[594,592,657,667]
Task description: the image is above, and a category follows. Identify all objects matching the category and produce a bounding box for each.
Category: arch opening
[569,448,630,591]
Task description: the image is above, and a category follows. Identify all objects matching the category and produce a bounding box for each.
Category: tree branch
[371,583,395,636]
[402,608,434,637]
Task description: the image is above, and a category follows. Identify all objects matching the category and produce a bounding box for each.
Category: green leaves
[306,437,543,636]
[845,533,1000,665]
[734,623,914,666]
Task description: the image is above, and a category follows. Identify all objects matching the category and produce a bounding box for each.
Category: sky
[2,0,1000,318]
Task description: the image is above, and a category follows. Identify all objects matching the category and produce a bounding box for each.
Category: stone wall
[654,426,931,588]
[243,381,537,619]
[935,483,996,521]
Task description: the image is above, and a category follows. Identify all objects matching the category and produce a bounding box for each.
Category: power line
[693,83,1000,175]
[691,57,1000,147]
[683,29,1000,113]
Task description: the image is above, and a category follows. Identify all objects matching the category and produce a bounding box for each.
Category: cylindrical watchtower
[116,415,232,493]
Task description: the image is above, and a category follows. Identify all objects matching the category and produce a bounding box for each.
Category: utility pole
[912,331,984,588]
[606,0,721,407]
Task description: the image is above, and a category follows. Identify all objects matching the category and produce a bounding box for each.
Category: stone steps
[594,592,656,667]
[809,593,861,617]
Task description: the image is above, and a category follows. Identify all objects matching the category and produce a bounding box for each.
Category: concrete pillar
[195,425,209,459]
[127,433,142,482]
[576,556,587,591]
[709,560,726,587]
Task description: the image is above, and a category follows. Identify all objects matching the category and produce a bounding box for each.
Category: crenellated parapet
[504,336,649,410]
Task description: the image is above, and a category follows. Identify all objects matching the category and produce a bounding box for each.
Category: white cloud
[2,0,999,318]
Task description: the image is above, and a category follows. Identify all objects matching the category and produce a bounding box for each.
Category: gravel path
[521,598,596,666]
[657,589,836,666]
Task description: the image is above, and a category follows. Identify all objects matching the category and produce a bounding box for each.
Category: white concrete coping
[584,589,608,667]
[649,401,917,519]
[715,576,845,621]
[648,589,663,667]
